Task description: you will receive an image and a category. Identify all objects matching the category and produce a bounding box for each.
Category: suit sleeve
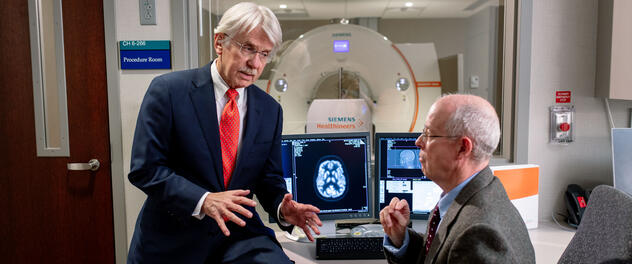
[447,223,516,263]
[385,228,426,264]
[128,76,208,217]
[253,105,293,232]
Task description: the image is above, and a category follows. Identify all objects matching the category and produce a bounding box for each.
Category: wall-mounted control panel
[550,105,575,144]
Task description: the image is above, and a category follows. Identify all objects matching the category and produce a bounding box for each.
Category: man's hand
[379,197,410,248]
[202,189,257,237]
[279,193,322,242]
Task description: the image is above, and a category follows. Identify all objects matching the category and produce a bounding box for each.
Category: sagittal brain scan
[314,156,348,200]
[399,149,417,168]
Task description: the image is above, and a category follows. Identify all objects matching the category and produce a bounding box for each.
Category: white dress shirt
[191,62,288,226]
[192,61,247,219]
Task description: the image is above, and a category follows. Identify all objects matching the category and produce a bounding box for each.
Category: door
[0,0,115,262]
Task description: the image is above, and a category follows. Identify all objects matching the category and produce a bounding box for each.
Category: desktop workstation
[264,131,576,263]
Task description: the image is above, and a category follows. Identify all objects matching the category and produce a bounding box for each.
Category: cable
[604,98,615,129]
[551,210,576,231]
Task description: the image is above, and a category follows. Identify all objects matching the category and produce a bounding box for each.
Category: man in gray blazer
[380,94,535,263]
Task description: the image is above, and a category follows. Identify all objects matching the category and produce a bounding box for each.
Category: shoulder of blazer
[246,83,281,110]
[438,167,495,228]
[150,63,212,93]
[454,167,494,204]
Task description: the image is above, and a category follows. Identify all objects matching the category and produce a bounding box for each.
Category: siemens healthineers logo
[317,116,363,129]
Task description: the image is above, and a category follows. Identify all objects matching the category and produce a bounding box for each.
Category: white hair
[444,96,501,161]
[215,2,282,54]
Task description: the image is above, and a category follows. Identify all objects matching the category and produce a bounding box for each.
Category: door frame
[103,1,127,263]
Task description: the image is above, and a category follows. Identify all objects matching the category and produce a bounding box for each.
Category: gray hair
[444,96,500,161]
[215,2,282,54]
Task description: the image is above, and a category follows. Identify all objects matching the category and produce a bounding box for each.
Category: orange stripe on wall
[493,167,539,200]
[416,81,442,87]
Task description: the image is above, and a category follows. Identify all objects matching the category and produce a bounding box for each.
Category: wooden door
[0,0,115,262]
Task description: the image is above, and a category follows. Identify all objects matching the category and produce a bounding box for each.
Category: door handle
[67,159,100,171]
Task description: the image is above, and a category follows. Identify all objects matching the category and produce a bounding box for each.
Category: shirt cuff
[192,192,210,220]
[277,202,291,227]
[383,230,410,258]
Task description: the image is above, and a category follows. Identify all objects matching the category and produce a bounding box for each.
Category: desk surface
[277,221,575,264]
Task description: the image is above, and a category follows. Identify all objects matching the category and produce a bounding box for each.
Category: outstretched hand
[379,197,410,248]
[279,193,322,242]
[202,189,257,237]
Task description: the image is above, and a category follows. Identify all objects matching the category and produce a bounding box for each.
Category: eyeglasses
[224,34,272,62]
[420,127,458,142]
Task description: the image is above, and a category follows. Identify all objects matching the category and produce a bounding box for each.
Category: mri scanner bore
[264,23,442,134]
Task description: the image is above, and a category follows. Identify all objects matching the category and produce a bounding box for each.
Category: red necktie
[220,88,239,188]
[425,205,440,254]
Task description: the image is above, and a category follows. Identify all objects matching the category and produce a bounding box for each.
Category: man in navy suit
[127,3,322,263]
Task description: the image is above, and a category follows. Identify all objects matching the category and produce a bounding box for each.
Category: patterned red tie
[425,205,441,254]
[220,88,239,188]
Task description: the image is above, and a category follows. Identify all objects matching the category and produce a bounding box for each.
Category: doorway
[0,0,115,262]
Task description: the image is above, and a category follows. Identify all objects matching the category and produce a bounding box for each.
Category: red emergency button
[559,122,570,132]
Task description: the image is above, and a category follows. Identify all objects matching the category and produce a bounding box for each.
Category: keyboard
[315,237,386,259]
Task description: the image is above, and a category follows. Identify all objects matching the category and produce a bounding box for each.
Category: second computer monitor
[375,133,442,219]
[281,132,371,221]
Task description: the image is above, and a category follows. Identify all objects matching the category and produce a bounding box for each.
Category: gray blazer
[385,167,535,264]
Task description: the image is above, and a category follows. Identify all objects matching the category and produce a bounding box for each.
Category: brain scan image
[314,156,348,200]
[399,149,417,169]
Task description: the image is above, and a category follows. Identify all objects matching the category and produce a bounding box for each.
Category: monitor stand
[284,220,338,243]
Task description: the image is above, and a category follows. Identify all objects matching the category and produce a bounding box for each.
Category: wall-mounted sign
[555,90,571,103]
[119,40,171,69]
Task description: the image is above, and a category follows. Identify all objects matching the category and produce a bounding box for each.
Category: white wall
[379,18,467,59]
[528,0,632,221]
[463,7,498,103]
[115,0,172,246]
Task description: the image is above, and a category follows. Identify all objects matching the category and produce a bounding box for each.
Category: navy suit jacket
[127,63,291,263]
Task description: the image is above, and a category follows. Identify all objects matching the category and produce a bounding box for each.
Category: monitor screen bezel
[375,132,437,220]
[282,132,372,221]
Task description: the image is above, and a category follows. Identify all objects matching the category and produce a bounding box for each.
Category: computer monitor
[612,128,632,196]
[374,133,442,220]
[280,132,371,235]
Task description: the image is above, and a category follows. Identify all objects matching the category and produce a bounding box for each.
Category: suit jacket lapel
[228,85,261,189]
[426,167,494,262]
[189,63,224,189]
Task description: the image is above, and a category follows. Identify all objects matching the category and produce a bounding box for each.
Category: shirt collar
[211,60,245,104]
[437,171,480,219]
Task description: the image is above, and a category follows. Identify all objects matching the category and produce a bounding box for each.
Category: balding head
[431,94,500,162]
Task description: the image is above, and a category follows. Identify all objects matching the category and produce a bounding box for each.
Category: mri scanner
[260,23,442,134]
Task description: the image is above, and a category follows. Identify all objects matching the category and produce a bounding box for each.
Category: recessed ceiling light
[405,2,413,7]
[280,4,287,9]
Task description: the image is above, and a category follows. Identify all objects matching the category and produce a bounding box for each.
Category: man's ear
[457,136,473,159]
[214,33,224,56]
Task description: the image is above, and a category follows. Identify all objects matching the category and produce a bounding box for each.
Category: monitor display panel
[612,128,632,196]
[281,132,371,220]
[375,133,442,219]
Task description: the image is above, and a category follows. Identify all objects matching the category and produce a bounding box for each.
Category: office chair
[558,185,632,264]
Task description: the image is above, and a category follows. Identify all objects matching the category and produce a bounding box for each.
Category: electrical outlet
[470,75,479,88]
[139,0,156,25]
